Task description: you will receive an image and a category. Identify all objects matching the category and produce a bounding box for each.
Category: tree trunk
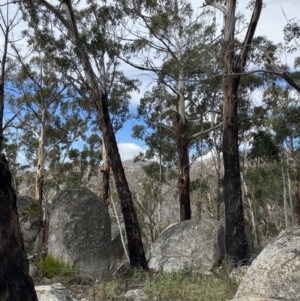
[0,26,8,152]
[222,74,249,263]
[100,144,110,207]
[0,153,38,301]
[95,93,148,269]
[219,0,262,265]
[0,79,4,151]
[177,125,191,221]
[295,173,300,225]
[35,110,47,252]
[35,120,45,207]
[287,169,295,225]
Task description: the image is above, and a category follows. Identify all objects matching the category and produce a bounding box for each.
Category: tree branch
[148,121,175,135]
[237,0,263,71]
[188,121,223,142]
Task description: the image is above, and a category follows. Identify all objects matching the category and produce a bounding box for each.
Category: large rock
[233,226,300,301]
[35,283,78,301]
[148,219,224,272]
[17,195,43,254]
[48,188,111,278]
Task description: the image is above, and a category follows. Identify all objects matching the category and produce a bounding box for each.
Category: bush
[39,255,79,279]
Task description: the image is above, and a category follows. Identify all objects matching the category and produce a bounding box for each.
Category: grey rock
[233,226,300,301]
[229,266,249,283]
[48,188,111,278]
[29,263,38,278]
[124,289,147,301]
[35,283,78,301]
[17,195,42,254]
[148,219,225,272]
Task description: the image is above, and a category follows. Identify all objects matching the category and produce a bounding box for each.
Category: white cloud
[117,143,145,162]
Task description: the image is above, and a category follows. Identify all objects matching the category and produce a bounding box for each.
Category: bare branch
[188,121,223,142]
[148,121,175,135]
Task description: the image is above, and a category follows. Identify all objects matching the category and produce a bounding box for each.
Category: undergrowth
[33,257,239,300]
[89,264,238,301]
[39,255,78,279]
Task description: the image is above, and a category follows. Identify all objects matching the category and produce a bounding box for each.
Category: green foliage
[248,131,280,164]
[283,18,300,53]
[45,133,102,191]
[39,255,79,279]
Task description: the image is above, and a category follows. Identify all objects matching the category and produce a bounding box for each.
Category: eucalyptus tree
[8,54,90,251]
[120,0,222,221]
[21,0,147,268]
[9,55,77,206]
[204,0,263,264]
[0,1,38,299]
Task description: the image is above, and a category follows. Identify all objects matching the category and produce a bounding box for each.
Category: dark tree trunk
[216,0,262,265]
[0,153,38,301]
[177,126,191,221]
[101,167,110,207]
[222,76,249,264]
[95,94,148,269]
[295,173,300,225]
[0,81,3,151]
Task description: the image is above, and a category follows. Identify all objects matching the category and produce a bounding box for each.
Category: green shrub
[40,255,79,279]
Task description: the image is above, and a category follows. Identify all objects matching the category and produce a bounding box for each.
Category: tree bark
[177,124,191,221]
[222,69,250,264]
[295,173,300,225]
[34,109,47,252]
[35,109,45,207]
[0,153,38,301]
[0,77,4,152]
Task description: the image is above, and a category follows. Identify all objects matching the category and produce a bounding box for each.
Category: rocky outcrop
[233,226,300,301]
[17,195,43,254]
[148,219,224,272]
[35,283,78,301]
[48,189,111,278]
